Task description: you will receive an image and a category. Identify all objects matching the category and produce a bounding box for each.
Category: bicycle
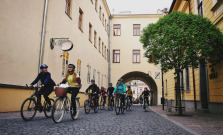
[114,93,125,115]
[143,96,149,112]
[51,87,80,123]
[20,84,54,121]
[99,94,106,110]
[126,96,132,111]
[84,92,99,114]
[108,94,114,111]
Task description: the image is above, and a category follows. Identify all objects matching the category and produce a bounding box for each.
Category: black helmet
[91,79,95,82]
[68,64,75,69]
[128,85,131,88]
[118,78,122,81]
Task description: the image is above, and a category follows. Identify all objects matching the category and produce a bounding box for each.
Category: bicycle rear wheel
[99,97,103,110]
[71,99,80,120]
[21,98,37,121]
[44,98,54,118]
[52,97,65,123]
[84,100,90,114]
[115,99,120,115]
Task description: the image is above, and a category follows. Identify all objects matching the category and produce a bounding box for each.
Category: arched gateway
[120,71,158,105]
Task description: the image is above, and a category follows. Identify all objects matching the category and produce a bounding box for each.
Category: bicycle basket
[55,87,68,97]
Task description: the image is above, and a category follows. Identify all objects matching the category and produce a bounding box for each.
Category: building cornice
[112,14,163,18]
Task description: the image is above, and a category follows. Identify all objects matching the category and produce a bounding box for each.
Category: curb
[149,107,200,135]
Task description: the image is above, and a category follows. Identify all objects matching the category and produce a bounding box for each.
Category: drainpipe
[107,15,112,85]
[38,0,49,74]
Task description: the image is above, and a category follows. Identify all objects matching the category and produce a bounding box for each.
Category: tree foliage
[140,11,223,72]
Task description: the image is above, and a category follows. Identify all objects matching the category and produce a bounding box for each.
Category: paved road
[0,106,193,135]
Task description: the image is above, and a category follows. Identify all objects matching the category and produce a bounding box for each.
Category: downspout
[162,70,164,110]
[108,15,112,85]
[38,0,49,74]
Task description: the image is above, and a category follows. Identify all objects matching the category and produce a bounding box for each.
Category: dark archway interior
[120,71,158,105]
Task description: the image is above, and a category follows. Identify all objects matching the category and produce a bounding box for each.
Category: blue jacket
[31,72,55,86]
[113,83,126,94]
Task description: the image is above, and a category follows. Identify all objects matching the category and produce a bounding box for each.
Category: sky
[106,0,173,14]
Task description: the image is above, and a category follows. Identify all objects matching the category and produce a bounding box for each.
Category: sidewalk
[150,105,223,135]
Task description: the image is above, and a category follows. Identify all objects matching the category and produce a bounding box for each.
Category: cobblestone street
[0,105,193,135]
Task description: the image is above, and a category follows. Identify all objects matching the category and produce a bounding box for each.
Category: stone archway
[120,71,158,105]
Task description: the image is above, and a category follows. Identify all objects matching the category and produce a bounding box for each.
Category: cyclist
[29,64,56,111]
[107,83,114,106]
[126,86,133,105]
[113,79,126,109]
[60,64,81,116]
[85,79,100,107]
[100,87,107,106]
[141,87,150,109]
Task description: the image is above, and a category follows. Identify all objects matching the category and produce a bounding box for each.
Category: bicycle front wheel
[71,99,80,120]
[84,100,90,114]
[44,98,54,118]
[115,99,120,115]
[21,98,37,121]
[52,97,65,123]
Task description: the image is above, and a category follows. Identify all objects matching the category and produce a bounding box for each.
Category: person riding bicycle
[126,86,133,105]
[60,64,81,116]
[107,83,114,106]
[29,64,56,111]
[141,87,150,109]
[113,79,126,108]
[85,79,100,107]
[100,87,107,106]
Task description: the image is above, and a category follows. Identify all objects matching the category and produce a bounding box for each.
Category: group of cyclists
[28,63,151,118]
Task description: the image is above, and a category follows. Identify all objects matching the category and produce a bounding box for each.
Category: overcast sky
[106,0,173,14]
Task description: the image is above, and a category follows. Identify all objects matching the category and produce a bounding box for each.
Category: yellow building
[164,0,223,114]
[0,0,163,112]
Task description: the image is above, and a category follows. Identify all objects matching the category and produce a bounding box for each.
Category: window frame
[113,24,121,36]
[89,23,92,43]
[95,0,98,12]
[133,24,141,36]
[78,8,84,31]
[94,30,97,48]
[102,42,104,56]
[132,50,141,63]
[62,51,69,76]
[113,50,120,63]
[99,6,102,20]
[197,0,203,16]
[102,13,104,25]
[99,37,101,53]
[87,65,91,84]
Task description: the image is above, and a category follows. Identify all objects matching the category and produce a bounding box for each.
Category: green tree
[140,11,223,115]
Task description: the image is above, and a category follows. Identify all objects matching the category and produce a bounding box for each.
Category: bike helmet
[101,86,105,89]
[40,64,48,69]
[128,85,131,88]
[118,78,122,81]
[91,79,95,82]
[68,64,75,69]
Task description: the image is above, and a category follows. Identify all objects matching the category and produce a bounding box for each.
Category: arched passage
[120,71,158,105]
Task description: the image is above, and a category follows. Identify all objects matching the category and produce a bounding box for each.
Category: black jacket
[85,84,99,95]
[31,72,55,86]
[107,87,115,96]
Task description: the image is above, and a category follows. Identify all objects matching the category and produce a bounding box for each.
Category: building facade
[164,0,223,114]
[0,0,162,112]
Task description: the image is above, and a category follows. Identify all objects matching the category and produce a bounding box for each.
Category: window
[113,24,121,36]
[102,42,104,56]
[155,72,160,79]
[90,0,93,4]
[133,50,140,63]
[99,6,102,19]
[65,0,72,18]
[77,59,81,76]
[180,71,184,90]
[197,0,203,16]
[107,23,109,33]
[102,13,104,25]
[78,8,84,31]
[133,24,140,36]
[89,23,92,42]
[105,19,107,30]
[98,72,100,87]
[99,37,101,53]
[87,65,91,84]
[105,46,107,59]
[62,51,69,76]
[93,69,96,80]
[113,50,120,63]
[95,0,98,12]
[185,67,190,90]
[94,30,97,48]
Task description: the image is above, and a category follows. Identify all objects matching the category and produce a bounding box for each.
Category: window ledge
[211,0,223,11]
[78,27,83,33]
[65,12,72,20]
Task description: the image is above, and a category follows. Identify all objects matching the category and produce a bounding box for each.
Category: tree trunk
[176,70,183,115]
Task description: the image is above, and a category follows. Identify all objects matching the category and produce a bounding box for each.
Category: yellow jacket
[127,89,133,96]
